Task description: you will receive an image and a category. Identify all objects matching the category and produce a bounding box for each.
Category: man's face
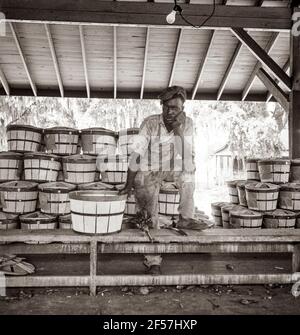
[162,97,184,125]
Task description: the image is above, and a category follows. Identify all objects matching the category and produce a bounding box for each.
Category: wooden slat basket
[278,182,300,211]
[80,127,117,156]
[118,128,139,156]
[62,154,97,184]
[38,181,77,215]
[229,208,263,228]
[20,211,57,230]
[69,190,127,234]
[6,124,43,152]
[290,159,300,182]
[0,152,23,182]
[263,209,296,229]
[258,159,290,184]
[237,180,252,207]
[245,158,260,181]
[44,127,79,156]
[226,180,244,204]
[221,204,245,228]
[23,152,61,182]
[0,181,38,214]
[97,155,128,184]
[296,213,300,229]
[211,202,231,226]
[158,183,180,216]
[58,213,72,230]
[245,182,279,212]
[0,212,19,230]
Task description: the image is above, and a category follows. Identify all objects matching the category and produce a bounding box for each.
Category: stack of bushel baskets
[211,158,300,229]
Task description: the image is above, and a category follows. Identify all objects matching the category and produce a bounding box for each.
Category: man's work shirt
[132,114,195,173]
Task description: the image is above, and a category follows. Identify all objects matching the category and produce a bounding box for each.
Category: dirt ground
[0,253,300,315]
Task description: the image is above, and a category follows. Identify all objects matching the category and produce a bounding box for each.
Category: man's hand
[118,184,133,197]
[171,111,186,134]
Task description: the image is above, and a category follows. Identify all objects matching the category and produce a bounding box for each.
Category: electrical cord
[175,0,216,29]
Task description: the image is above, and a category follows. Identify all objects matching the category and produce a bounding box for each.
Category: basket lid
[245,182,280,192]
[280,182,300,191]
[62,154,97,163]
[245,158,261,163]
[38,182,77,193]
[58,213,71,223]
[0,212,19,221]
[0,151,23,160]
[0,180,38,191]
[80,127,116,137]
[221,204,244,213]
[44,126,79,135]
[23,152,61,161]
[230,208,262,219]
[258,158,290,166]
[160,182,179,194]
[118,128,140,136]
[263,209,297,219]
[20,211,56,222]
[78,181,115,191]
[236,180,253,189]
[6,124,43,133]
[211,202,231,209]
[226,180,245,187]
[69,190,127,202]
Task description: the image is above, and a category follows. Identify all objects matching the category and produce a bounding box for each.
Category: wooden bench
[0,228,300,296]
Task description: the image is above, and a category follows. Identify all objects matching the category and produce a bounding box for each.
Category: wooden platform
[0,228,300,295]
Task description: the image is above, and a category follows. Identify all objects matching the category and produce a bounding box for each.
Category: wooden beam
[140,27,150,100]
[266,59,290,102]
[0,65,10,95]
[217,42,243,100]
[9,22,37,96]
[191,30,217,100]
[44,23,64,98]
[168,29,183,87]
[257,68,289,111]
[231,28,292,91]
[289,26,300,159]
[0,2,292,31]
[79,25,90,99]
[242,32,280,101]
[0,87,277,102]
[113,26,117,99]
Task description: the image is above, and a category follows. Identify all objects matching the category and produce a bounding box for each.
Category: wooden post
[90,240,97,296]
[292,244,300,273]
[289,13,300,159]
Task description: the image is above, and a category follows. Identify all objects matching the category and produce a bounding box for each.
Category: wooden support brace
[292,244,300,273]
[90,240,97,296]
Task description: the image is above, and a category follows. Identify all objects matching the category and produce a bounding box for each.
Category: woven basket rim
[6,124,43,133]
[44,127,79,135]
[69,190,127,201]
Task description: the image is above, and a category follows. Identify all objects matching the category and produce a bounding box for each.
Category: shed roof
[0,0,293,101]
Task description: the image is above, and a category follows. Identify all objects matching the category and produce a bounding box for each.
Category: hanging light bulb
[166,9,177,24]
[166,4,182,25]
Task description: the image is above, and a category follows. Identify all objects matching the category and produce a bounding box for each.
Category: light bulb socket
[173,4,182,14]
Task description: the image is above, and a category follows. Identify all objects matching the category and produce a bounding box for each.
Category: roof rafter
[140,27,150,100]
[191,30,217,100]
[217,42,243,101]
[257,68,289,111]
[1,1,292,31]
[266,59,290,102]
[231,27,291,91]
[79,25,90,99]
[9,22,37,96]
[0,65,10,96]
[168,28,183,87]
[241,32,280,101]
[44,23,64,98]
[113,26,117,99]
